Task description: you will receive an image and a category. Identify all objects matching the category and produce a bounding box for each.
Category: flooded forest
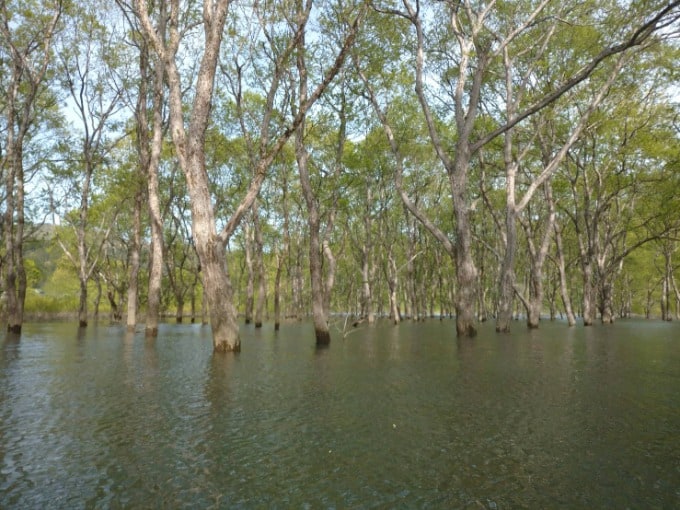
[2,0,680,350]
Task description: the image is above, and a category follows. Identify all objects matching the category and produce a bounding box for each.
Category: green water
[1,319,679,508]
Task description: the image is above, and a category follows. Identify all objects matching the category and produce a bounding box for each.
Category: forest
[1,0,679,352]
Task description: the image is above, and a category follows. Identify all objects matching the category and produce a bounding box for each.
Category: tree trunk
[135,0,239,351]
[78,278,88,328]
[175,297,184,323]
[296,121,330,344]
[496,205,516,332]
[126,185,143,331]
[582,260,596,326]
[244,221,254,325]
[253,203,266,328]
[661,247,673,321]
[387,251,400,325]
[554,222,576,326]
[294,14,330,345]
[527,270,543,329]
[451,151,478,337]
[3,144,26,335]
[274,250,283,331]
[145,30,165,338]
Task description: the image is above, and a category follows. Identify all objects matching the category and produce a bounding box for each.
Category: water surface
[1,319,679,508]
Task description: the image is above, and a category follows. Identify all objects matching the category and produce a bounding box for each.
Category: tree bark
[554,222,576,326]
[144,17,166,338]
[253,202,266,328]
[295,94,330,344]
[244,220,254,325]
[126,184,142,331]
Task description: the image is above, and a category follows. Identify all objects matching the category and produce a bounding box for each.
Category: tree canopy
[1,0,679,346]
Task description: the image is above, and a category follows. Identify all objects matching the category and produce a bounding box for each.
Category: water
[1,319,679,509]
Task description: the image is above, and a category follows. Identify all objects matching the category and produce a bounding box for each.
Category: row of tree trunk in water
[2,1,679,352]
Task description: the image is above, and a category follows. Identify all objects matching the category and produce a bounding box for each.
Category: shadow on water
[1,331,22,376]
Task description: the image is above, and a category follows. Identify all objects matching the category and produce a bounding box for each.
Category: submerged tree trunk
[144,24,166,338]
[126,184,142,331]
[496,202,517,333]
[3,150,27,335]
[387,251,400,325]
[274,249,283,331]
[554,222,576,326]
[253,202,266,328]
[295,103,330,344]
[450,148,479,337]
[244,220,254,325]
[294,4,330,345]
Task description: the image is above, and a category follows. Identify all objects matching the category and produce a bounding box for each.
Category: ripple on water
[1,320,680,508]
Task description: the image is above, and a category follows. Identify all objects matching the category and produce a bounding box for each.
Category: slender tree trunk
[360,185,374,324]
[554,222,576,326]
[190,290,196,323]
[126,184,143,331]
[582,260,596,326]
[244,221,254,324]
[294,11,330,345]
[145,29,166,338]
[76,161,92,330]
[496,204,516,332]
[78,277,88,328]
[598,259,615,324]
[175,297,184,323]
[661,247,673,321]
[4,141,26,335]
[274,250,283,331]
[4,180,26,335]
[93,275,102,320]
[295,117,330,344]
[387,251,400,325]
[253,203,266,328]
[451,151,478,337]
[671,270,680,320]
[322,236,336,320]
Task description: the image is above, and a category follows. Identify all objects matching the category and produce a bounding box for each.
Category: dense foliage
[2,0,679,341]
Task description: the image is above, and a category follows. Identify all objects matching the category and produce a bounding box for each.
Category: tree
[0,0,63,333]
[133,0,364,351]
[117,0,168,335]
[365,0,679,337]
[53,0,126,328]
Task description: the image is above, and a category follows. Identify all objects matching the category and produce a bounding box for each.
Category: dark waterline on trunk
[1,319,679,508]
